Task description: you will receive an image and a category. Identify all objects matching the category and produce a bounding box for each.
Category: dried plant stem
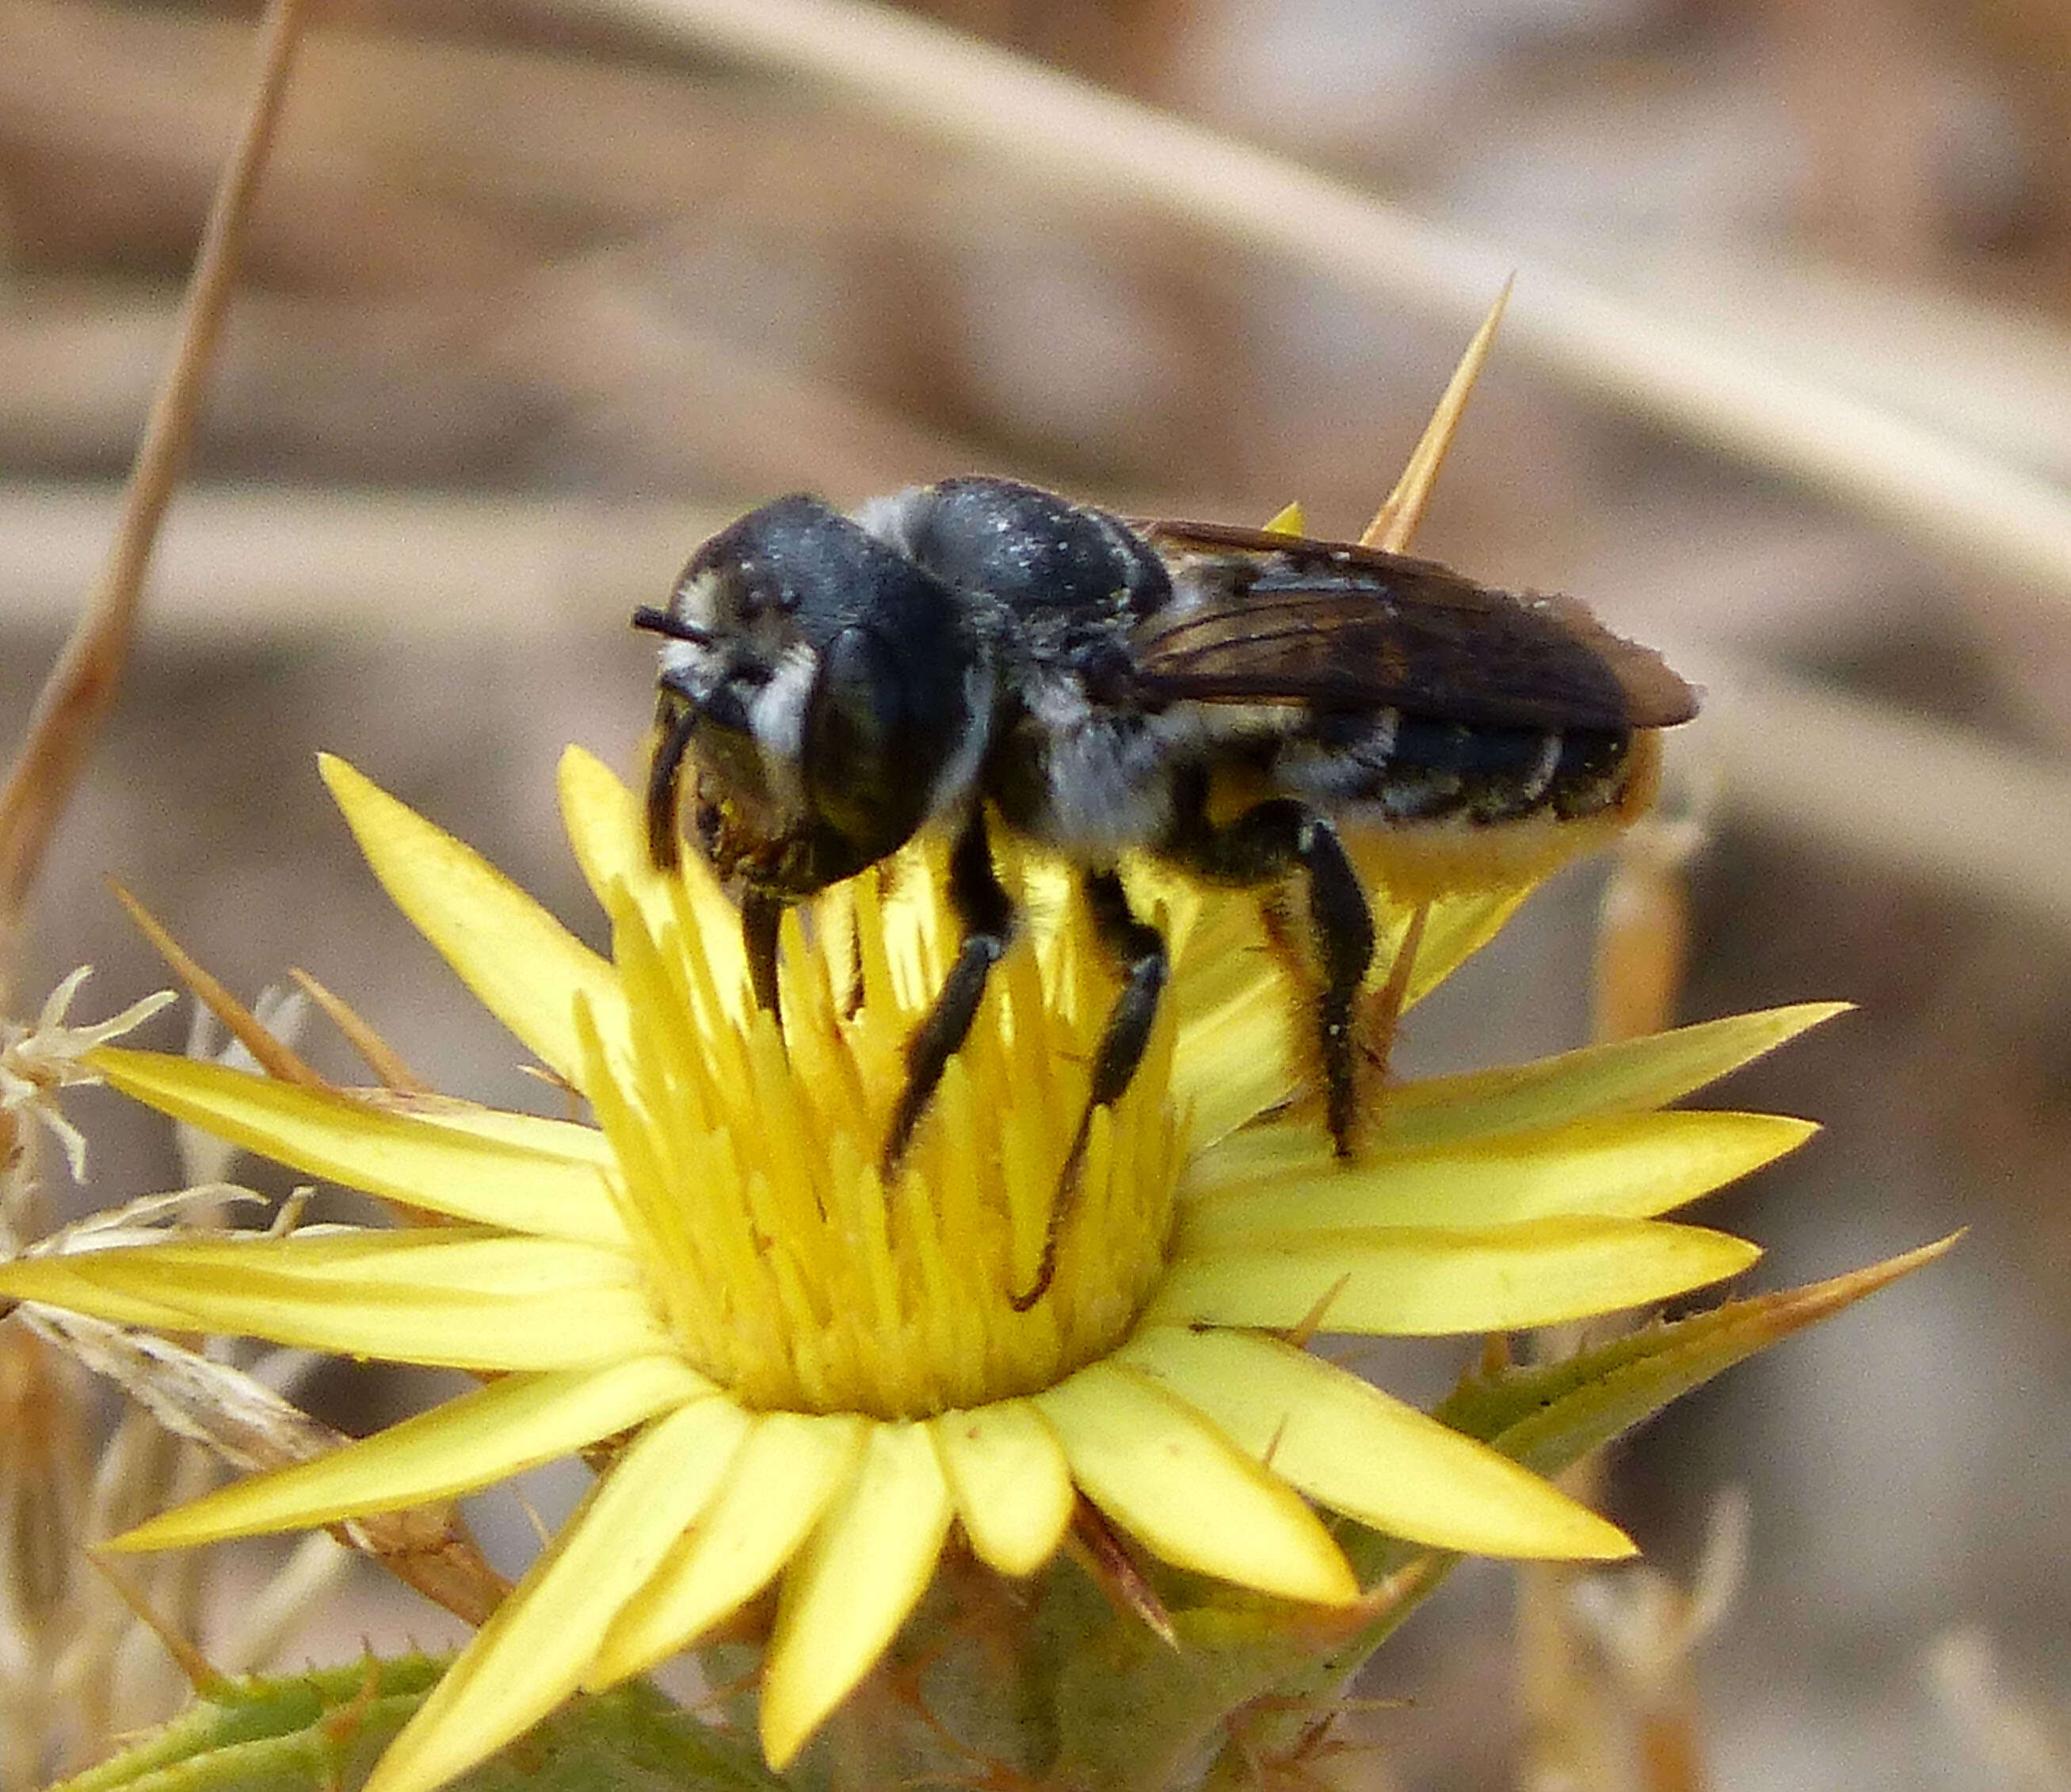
[599,0,2071,601]
[0,0,308,997]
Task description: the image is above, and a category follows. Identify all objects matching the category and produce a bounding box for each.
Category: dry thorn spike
[110,883,328,1089]
[1283,1272,1352,1352]
[1362,277,1513,554]
[516,1489,553,1550]
[1361,906,1425,1072]
[1066,1500,1177,1647]
[86,1547,227,1696]
[318,1656,389,1761]
[1260,1412,1291,1471]
[288,968,429,1093]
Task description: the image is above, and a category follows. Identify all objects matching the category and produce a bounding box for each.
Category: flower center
[586,852,1186,1420]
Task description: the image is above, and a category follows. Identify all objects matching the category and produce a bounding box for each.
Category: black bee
[635,477,1695,1302]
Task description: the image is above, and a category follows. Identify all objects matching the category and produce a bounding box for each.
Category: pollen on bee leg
[1250,887,1337,1136]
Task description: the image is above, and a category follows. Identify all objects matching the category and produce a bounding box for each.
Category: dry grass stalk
[0,0,309,999]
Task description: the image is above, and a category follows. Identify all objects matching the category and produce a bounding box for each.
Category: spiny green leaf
[48,1657,788,1792]
[1037,1565,1361,1792]
[1432,1233,1959,1477]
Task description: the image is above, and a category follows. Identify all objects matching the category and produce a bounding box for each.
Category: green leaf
[1432,1233,1962,1479]
[1035,1568,1352,1792]
[48,1657,788,1792]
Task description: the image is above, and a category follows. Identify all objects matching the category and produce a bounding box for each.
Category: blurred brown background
[3,0,2069,1785]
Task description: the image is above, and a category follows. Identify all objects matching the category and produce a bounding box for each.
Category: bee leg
[1011,869,1168,1311]
[742,889,786,1022]
[1168,796,1375,1156]
[883,814,1014,1175]
[1280,812,1374,1155]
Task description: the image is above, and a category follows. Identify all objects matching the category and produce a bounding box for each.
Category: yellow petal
[556,745,654,904]
[1036,1361,1356,1606]
[1171,879,1536,1112]
[1173,985,1298,1148]
[1260,500,1306,535]
[89,1050,625,1246]
[588,1411,864,1689]
[929,1399,1074,1577]
[761,1421,955,1769]
[1150,1216,1760,1333]
[362,1396,746,1792]
[1184,1111,1816,1241]
[1393,883,1536,1008]
[319,754,627,1088]
[1120,1327,1631,1561]
[356,1091,613,1169]
[1180,1125,1336,1192]
[1161,891,1299,1144]
[1380,1004,1850,1150]
[556,746,748,1000]
[110,1358,710,1550]
[0,1257,194,1333]
[0,1232,666,1370]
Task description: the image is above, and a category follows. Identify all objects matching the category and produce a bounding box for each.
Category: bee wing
[1130,521,1698,731]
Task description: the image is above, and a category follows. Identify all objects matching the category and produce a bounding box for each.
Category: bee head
[635,495,987,899]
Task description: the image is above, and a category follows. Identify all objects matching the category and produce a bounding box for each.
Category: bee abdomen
[1278,711,1634,826]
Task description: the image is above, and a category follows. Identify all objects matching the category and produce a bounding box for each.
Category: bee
[635,476,1696,1302]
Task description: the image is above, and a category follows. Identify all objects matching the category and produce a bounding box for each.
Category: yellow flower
[0,750,1829,1790]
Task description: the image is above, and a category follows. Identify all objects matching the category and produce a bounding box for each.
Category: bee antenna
[632,605,715,646]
